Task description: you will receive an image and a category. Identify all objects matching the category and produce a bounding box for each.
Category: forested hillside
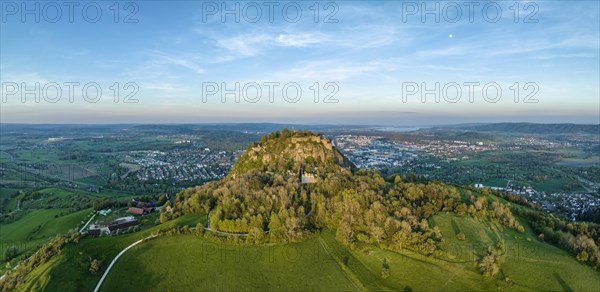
[165,130,600,272]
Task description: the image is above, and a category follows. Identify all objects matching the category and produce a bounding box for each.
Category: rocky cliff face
[231,130,354,176]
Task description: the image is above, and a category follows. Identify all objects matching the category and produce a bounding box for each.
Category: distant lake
[373,126,428,132]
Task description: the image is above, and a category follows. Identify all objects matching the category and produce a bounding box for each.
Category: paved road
[91,224,259,292]
[79,213,97,233]
[93,234,158,292]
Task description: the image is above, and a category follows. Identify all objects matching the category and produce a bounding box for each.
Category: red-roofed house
[127,207,145,215]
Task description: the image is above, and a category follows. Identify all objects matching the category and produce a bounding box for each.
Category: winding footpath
[93,234,157,292]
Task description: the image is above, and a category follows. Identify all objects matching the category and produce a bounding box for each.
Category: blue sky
[1,0,599,125]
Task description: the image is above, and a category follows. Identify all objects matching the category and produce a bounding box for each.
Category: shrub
[89,259,102,274]
[478,255,499,278]
[4,246,19,261]
[381,257,390,279]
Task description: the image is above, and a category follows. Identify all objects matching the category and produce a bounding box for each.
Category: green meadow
[431,213,600,291]
[17,214,207,291]
[4,197,600,292]
[77,219,597,292]
[97,216,600,292]
[102,235,357,292]
[0,208,91,273]
[0,208,90,244]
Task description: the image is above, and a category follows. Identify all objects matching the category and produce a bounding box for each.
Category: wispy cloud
[212,32,328,62]
[151,51,205,74]
[276,33,327,47]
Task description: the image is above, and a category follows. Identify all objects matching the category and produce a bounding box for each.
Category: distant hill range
[449,122,600,134]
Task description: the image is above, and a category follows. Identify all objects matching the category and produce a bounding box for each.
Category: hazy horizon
[1,120,598,127]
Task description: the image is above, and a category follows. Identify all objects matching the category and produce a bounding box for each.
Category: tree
[195,223,205,235]
[370,225,385,244]
[4,246,19,261]
[381,257,390,279]
[268,212,283,241]
[467,205,477,216]
[394,175,402,185]
[209,209,221,230]
[456,232,466,241]
[336,219,354,244]
[247,227,265,244]
[455,203,468,216]
[157,194,168,206]
[89,259,102,274]
[160,212,169,224]
[478,255,498,278]
[576,250,589,262]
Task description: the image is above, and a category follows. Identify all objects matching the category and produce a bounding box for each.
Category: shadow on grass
[553,272,573,292]
[450,219,461,234]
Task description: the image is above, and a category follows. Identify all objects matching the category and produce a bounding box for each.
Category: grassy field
[0,187,21,212]
[101,235,357,292]
[320,229,498,291]
[98,215,600,291]
[448,148,591,194]
[431,213,600,291]
[1,186,141,212]
[0,208,92,273]
[0,208,90,244]
[481,178,508,188]
[557,156,600,167]
[531,177,586,193]
[556,148,600,167]
[5,209,600,291]
[19,214,207,291]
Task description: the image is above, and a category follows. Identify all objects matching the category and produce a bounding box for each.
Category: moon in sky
[449,34,453,38]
